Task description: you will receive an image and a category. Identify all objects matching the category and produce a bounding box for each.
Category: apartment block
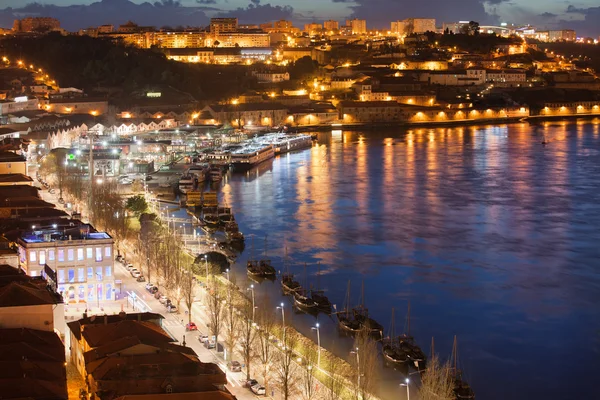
[17,223,116,304]
[210,18,238,35]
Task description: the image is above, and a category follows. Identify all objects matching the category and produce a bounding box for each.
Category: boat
[178,174,195,193]
[230,144,275,172]
[224,221,244,242]
[246,236,276,278]
[336,281,362,332]
[293,288,317,309]
[309,263,331,312]
[451,336,475,400]
[188,165,207,183]
[353,281,384,338]
[218,206,234,224]
[382,308,410,364]
[260,133,313,154]
[281,248,301,293]
[396,302,426,370]
[209,166,223,182]
[201,206,220,228]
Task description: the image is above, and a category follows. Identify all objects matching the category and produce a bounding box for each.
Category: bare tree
[299,342,319,400]
[350,328,379,400]
[418,355,455,400]
[206,282,224,351]
[324,354,345,400]
[181,266,196,324]
[274,333,299,400]
[222,275,241,361]
[238,299,257,380]
[254,300,276,394]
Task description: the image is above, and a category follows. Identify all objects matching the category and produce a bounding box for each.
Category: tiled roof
[84,335,196,364]
[67,312,165,340]
[82,319,174,348]
[0,279,62,307]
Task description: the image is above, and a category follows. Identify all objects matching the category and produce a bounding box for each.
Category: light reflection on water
[220,120,600,400]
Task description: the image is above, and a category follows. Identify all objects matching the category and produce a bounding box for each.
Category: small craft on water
[451,336,475,400]
[336,280,362,332]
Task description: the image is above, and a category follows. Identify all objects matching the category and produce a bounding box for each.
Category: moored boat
[336,280,362,332]
[230,144,275,172]
[293,288,317,309]
[451,336,475,399]
[178,174,195,193]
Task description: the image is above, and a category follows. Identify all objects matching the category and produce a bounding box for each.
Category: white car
[132,270,142,278]
[129,268,140,276]
[250,384,266,396]
[126,264,134,271]
[159,295,169,304]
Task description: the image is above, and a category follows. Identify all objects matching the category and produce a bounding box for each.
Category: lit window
[78,268,85,282]
[105,266,112,277]
[39,250,46,265]
[87,248,93,259]
[58,269,65,283]
[29,251,36,263]
[58,249,64,262]
[67,249,74,261]
[77,248,84,261]
[96,267,103,281]
[87,267,93,279]
[68,269,75,283]
[105,247,111,257]
[95,248,102,262]
[48,250,55,261]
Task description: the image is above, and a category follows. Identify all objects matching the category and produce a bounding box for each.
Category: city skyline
[1,0,599,36]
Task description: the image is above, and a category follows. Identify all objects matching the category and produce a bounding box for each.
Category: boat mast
[390,308,395,340]
[345,280,351,318]
[430,337,435,359]
[452,335,458,374]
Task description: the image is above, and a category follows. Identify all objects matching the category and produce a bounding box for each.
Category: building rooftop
[0,266,63,307]
[0,151,26,162]
[113,391,236,400]
[81,319,175,348]
[19,224,111,244]
[84,335,197,364]
[0,328,67,400]
[0,173,33,184]
[67,312,165,341]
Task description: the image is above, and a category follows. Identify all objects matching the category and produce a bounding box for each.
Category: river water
[218,120,600,400]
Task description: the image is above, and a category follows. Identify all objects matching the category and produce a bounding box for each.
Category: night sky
[0,0,599,36]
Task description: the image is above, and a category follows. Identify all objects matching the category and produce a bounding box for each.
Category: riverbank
[288,114,600,132]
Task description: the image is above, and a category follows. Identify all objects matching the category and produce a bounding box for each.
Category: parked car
[126,264,134,271]
[145,282,154,290]
[164,299,172,309]
[130,268,140,277]
[154,291,162,299]
[203,339,216,349]
[186,322,198,331]
[115,255,124,262]
[166,305,177,313]
[245,379,258,388]
[158,295,169,304]
[136,275,146,282]
[198,334,209,343]
[145,175,153,181]
[250,385,266,396]
[149,286,159,294]
[227,361,242,372]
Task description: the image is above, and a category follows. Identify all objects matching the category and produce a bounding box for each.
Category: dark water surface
[220,120,600,400]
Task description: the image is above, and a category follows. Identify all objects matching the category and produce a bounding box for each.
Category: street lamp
[400,378,410,400]
[276,302,286,344]
[204,255,209,288]
[225,268,230,282]
[350,347,360,391]
[311,322,321,368]
[246,284,256,321]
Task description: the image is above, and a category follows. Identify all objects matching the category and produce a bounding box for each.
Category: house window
[87,267,93,279]
[48,249,55,261]
[68,269,75,283]
[67,249,74,261]
[58,249,64,262]
[79,285,85,300]
[95,248,102,262]
[105,283,112,300]
[58,269,65,283]
[87,248,93,259]
[96,267,103,281]
[105,266,112,278]
[39,250,46,265]
[78,268,85,282]
[105,247,111,257]
[77,248,84,261]
[29,251,36,263]
[87,284,94,301]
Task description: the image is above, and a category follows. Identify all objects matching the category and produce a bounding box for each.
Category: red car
[185,322,198,331]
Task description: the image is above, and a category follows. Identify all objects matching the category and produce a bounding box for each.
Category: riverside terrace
[16,223,116,304]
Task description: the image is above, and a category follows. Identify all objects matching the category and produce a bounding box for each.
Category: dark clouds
[216,3,294,24]
[0,0,210,30]
[560,6,600,36]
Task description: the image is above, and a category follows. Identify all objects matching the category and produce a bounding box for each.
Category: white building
[422,69,486,86]
[17,223,115,305]
[486,69,527,86]
[253,71,290,83]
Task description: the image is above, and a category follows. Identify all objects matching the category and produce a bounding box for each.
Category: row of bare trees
[202,271,381,400]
